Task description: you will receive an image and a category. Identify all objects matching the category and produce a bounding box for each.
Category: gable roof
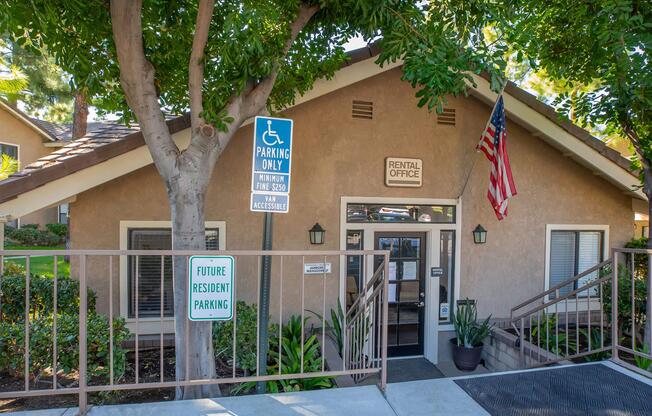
[0,44,643,218]
[0,99,58,141]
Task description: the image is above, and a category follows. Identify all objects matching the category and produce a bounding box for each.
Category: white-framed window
[119,221,226,324]
[545,225,608,298]
[0,141,19,160]
[58,204,69,225]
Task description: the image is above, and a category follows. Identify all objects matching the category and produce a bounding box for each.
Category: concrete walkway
[7,361,651,416]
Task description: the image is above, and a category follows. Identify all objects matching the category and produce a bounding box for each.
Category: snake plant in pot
[450,300,493,371]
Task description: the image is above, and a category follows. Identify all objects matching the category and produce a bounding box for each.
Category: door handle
[415,301,425,308]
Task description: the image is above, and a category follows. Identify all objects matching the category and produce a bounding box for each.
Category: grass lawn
[2,245,70,277]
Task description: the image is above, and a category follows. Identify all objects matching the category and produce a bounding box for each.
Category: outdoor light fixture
[472,224,487,244]
[309,223,326,245]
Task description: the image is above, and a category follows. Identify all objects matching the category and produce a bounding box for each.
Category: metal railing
[610,248,652,377]
[344,258,388,383]
[0,249,389,414]
[507,248,652,373]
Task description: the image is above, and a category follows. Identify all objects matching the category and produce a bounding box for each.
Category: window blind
[128,228,220,318]
[550,231,576,297]
[549,230,603,298]
[577,231,602,296]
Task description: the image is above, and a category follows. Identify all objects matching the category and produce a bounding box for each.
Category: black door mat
[454,363,652,416]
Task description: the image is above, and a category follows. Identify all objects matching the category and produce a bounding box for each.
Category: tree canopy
[1,38,74,123]
[503,0,651,174]
[0,1,509,127]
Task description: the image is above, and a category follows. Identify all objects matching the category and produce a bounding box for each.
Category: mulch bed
[0,347,239,413]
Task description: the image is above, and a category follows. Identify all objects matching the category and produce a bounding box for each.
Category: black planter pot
[450,338,483,371]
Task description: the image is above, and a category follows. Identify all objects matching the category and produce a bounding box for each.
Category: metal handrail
[345,261,384,320]
[506,247,651,371]
[511,274,611,322]
[0,249,390,415]
[510,260,612,319]
[0,249,390,256]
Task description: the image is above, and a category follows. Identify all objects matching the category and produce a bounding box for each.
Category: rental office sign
[250,116,293,213]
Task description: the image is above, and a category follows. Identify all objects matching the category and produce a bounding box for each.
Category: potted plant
[450,300,493,371]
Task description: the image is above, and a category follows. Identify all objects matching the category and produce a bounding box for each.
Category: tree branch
[110,0,179,179]
[189,0,216,137]
[240,3,319,120]
[188,2,319,165]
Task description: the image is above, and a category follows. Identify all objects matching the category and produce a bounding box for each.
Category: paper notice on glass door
[389,262,397,281]
[388,283,397,302]
[403,261,417,280]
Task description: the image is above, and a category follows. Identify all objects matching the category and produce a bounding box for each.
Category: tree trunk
[169,172,220,399]
[643,165,652,351]
[72,92,88,139]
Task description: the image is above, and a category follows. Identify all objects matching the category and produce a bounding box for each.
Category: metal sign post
[250,116,293,393]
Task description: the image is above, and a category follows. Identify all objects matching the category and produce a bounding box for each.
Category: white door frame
[339,196,462,364]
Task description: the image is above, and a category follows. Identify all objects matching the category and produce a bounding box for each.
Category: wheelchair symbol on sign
[262,120,284,146]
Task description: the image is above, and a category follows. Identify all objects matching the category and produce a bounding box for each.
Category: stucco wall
[70,67,634,321]
[20,207,59,228]
[0,108,50,168]
[0,107,56,228]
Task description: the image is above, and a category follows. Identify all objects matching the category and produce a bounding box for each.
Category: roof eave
[0,99,57,142]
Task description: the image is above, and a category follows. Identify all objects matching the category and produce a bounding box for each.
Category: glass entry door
[375,232,426,356]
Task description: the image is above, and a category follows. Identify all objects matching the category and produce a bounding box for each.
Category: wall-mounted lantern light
[472,224,487,244]
[309,223,326,245]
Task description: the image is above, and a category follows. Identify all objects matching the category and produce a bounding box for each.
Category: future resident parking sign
[188,256,234,321]
[250,116,293,213]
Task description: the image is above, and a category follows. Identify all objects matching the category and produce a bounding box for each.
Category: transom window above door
[346,203,455,224]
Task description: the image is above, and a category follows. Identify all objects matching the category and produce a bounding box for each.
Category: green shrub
[212,301,277,374]
[2,262,25,277]
[530,313,577,356]
[603,263,647,345]
[0,313,130,383]
[234,314,333,394]
[5,226,63,246]
[0,274,97,323]
[7,227,41,245]
[46,223,68,238]
[21,224,39,230]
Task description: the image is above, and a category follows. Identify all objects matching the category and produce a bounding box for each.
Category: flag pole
[457,81,508,199]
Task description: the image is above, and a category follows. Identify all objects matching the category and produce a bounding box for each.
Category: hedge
[0,274,96,322]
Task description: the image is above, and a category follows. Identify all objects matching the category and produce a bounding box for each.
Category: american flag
[477,95,517,220]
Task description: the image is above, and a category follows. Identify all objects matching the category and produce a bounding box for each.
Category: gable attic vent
[437,108,456,126]
[352,100,373,120]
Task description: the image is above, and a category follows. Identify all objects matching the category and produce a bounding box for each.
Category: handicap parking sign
[250,116,293,212]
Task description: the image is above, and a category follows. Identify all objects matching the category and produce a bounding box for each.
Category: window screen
[549,230,603,298]
[128,228,220,318]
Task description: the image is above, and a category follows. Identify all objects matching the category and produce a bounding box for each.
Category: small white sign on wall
[440,302,450,320]
[385,157,423,187]
[304,262,332,274]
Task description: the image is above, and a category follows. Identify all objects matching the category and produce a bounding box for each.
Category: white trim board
[339,196,463,365]
[467,74,643,200]
[118,220,226,334]
[0,140,19,164]
[0,100,55,142]
[543,224,609,310]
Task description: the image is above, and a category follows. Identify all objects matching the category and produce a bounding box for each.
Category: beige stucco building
[0,46,647,364]
[0,101,65,227]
